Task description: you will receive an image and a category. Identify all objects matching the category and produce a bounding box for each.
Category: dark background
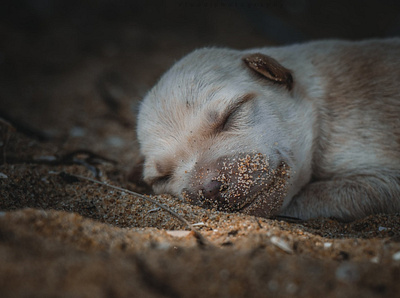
[2,0,400,78]
[1,0,400,163]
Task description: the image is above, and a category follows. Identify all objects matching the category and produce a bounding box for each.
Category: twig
[59,172,210,246]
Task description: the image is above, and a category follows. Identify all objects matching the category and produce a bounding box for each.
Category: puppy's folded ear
[242,53,293,90]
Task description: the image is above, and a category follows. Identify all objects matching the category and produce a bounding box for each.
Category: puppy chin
[180,152,291,217]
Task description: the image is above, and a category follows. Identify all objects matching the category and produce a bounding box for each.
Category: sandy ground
[1,1,400,297]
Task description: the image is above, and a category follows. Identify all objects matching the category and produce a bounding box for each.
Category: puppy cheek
[151,181,175,195]
[153,177,187,197]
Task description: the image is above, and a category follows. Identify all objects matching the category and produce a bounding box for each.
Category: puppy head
[137,48,298,217]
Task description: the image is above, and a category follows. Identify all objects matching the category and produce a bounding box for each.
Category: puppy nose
[202,180,223,200]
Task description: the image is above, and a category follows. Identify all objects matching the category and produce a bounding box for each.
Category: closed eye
[219,105,242,131]
[216,93,255,132]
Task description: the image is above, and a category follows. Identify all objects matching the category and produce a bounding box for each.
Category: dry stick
[68,173,209,246]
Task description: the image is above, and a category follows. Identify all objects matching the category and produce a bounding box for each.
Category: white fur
[137,38,400,221]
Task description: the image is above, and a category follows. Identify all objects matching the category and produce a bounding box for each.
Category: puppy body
[137,38,400,221]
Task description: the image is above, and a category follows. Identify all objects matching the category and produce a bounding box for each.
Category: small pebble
[335,263,360,283]
[107,136,125,147]
[286,282,298,294]
[270,236,293,254]
[70,126,86,137]
[0,172,8,179]
[148,208,161,213]
[392,251,400,261]
[156,242,171,250]
[41,177,49,184]
[166,230,191,238]
[34,155,57,162]
[192,222,206,227]
[370,256,380,263]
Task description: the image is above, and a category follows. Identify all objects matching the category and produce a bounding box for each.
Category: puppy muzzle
[181,153,291,217]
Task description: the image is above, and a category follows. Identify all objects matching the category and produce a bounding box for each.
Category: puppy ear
[242,53,293,90]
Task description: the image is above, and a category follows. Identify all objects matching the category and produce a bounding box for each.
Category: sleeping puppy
[136,38,400,221]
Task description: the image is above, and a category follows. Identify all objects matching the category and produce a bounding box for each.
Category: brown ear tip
[242,55,256,68]
[242,52,294,91]
[242,54,265,68]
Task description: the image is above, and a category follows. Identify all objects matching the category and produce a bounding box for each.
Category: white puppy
[137,38,400,221]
